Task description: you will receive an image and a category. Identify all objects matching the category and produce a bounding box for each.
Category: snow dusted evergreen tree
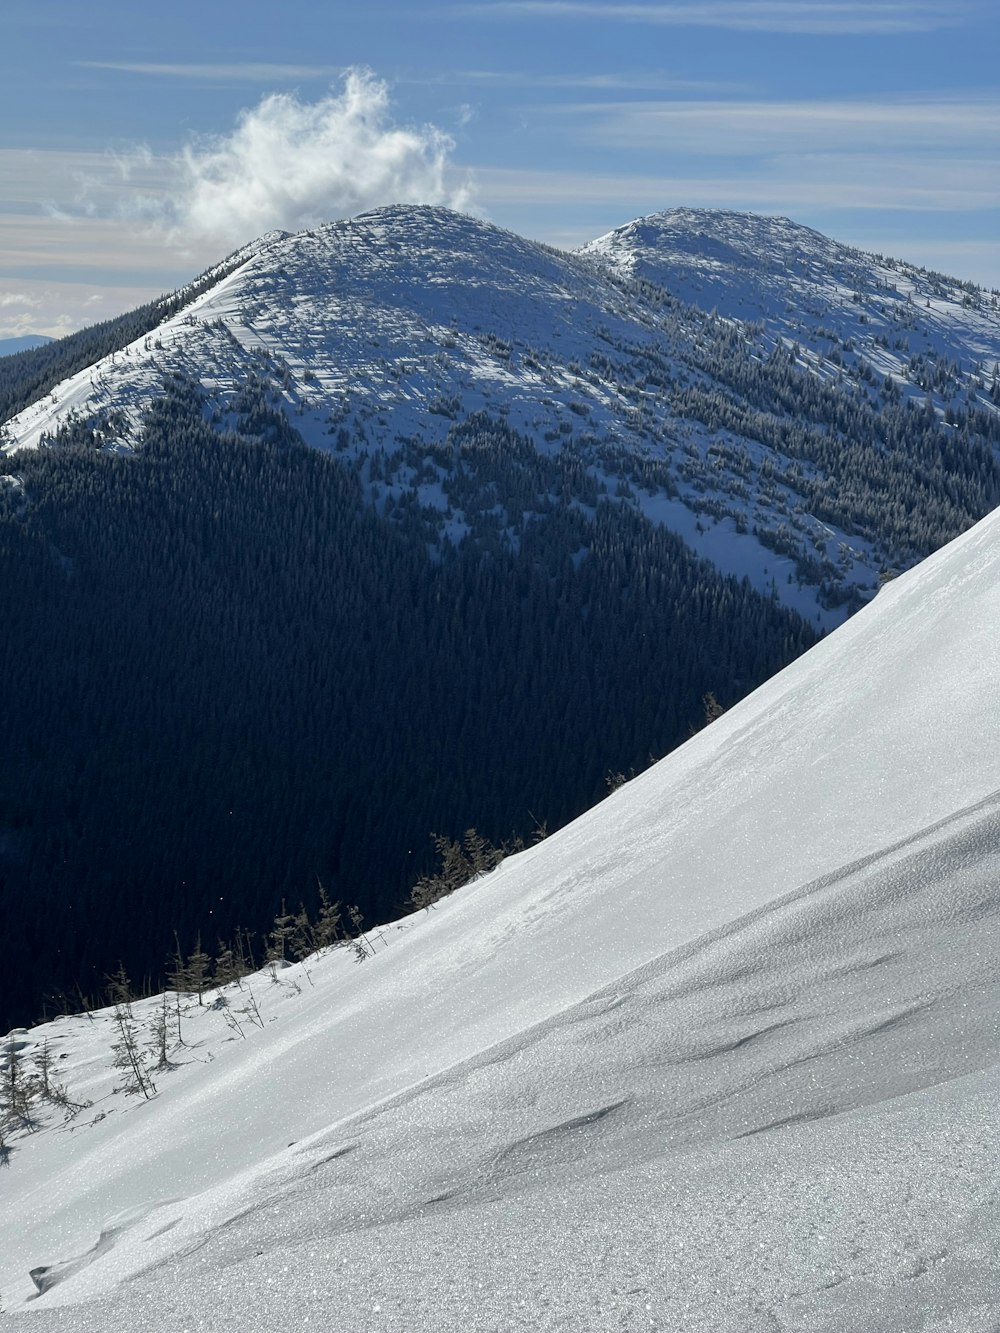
[185,936,213,1006]
[111,1000,157,1100]
[1,1036,33,1134]
[149,992,176,1072]
[313,884,343,951]
[106,967,156,1099]
[267,900,295,965]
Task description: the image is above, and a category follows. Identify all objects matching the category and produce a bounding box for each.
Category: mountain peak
[3,205,999,632]
[582,206,847,279]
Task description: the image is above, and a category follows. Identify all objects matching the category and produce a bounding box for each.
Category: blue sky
[2,0,997,336]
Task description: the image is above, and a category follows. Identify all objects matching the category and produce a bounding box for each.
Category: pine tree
[214,940,239,988]
[31,1040,86,1118]
[164,938,190,1047]
[462,828,495,876]
[166,934,190,995]
[224,927,255,986]
[149,992,175,1072]
[106,963,135,1017]
[238,928,258,975]
[267,900,295,965]
[31,1038,53,1101]
[1,1036,33,1132]
[111,1002,156,1100]
[313,884,342,950]
[347,905,374,961]
[185,935,212,1006]
[289,903,313,962]
[702,691,726,725]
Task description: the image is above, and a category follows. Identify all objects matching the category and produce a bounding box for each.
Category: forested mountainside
[1,204,998,1030]
[0,378,814,1031]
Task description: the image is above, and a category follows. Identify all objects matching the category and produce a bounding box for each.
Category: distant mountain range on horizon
[0,333,54,357]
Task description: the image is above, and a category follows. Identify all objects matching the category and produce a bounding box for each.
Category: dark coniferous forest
[0,379,816,1030]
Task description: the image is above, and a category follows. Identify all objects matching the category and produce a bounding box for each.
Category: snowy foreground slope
[3,491,1000,1327]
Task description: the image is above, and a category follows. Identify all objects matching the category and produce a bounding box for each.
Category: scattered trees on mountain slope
[0,379,815,1029]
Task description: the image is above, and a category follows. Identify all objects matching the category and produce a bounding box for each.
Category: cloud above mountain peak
[166,69,472,249]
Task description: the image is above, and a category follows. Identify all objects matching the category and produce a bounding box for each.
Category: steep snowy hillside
[4,206,999,625]
[3,486,1000,1331]
[584,207,1000,376]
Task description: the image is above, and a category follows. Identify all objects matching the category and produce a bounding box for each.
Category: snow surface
[3,480,1000,1329]
[584,207,1000,373]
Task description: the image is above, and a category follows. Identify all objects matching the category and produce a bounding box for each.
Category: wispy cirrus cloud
[473,160,1000,214]
[0,277,163,338]
[76,61,345,82]
[456,1,966,35]
[447,69,751,93]
[0,208,186,337]
[0,210,187,278]
[555,96,1000,154]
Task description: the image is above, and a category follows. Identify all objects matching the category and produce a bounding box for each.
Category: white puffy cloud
[164,69,472,249]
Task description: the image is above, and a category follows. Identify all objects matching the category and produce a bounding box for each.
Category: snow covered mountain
[3,471,1000,1330]
[584,207,1000,363]
[4,206,999,627]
